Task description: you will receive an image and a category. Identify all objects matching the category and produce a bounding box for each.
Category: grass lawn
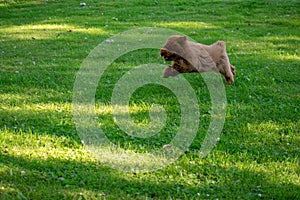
[0,0,299,199]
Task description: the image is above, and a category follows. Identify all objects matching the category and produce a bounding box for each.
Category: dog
[160,35,236,83]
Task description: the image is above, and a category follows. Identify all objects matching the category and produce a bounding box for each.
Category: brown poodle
[160,35,236,83]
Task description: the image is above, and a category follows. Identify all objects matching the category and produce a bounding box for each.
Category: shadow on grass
[0,107,78,140]
[1,0,299,198]
[1,153,299,199]
[1,54,299,159]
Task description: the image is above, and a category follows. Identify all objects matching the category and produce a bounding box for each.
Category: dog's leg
[214,42,235,83]
[219,55,234,83]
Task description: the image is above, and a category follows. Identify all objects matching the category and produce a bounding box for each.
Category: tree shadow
[1,153,299,199]
[1,0,299,199]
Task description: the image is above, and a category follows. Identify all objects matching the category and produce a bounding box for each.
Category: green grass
[0,0,299,199]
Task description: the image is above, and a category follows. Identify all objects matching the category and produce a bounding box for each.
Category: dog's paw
[162,66,180,78]
[225,75,234,84]
[230,64,236,76]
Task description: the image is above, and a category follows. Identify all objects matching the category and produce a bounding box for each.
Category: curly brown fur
[160,35,236,83]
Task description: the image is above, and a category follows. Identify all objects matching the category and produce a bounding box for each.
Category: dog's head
[160,35,188,61]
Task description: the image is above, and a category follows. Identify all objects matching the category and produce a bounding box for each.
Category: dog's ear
[161,35,187,57]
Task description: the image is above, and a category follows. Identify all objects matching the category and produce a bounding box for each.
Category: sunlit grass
[0,0,299,199]
[0,0,43,7]
[155,21,219,29]
[0,24,108,40]
[0,128,86,160]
